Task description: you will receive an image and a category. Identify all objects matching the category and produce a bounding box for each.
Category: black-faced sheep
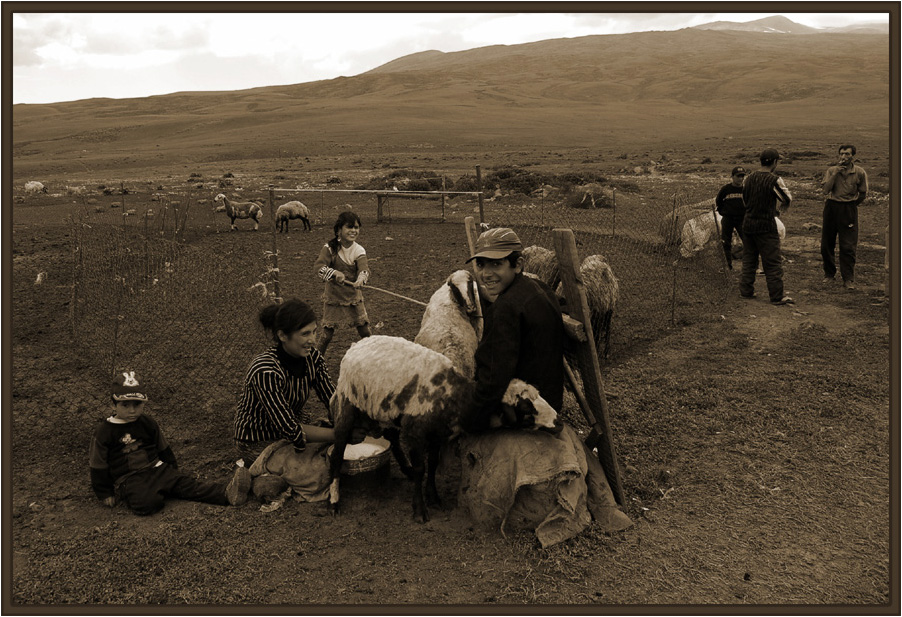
[328,335,558,523]
[275,200,311,232]
[213,193,263,231]
[413,269,482,379]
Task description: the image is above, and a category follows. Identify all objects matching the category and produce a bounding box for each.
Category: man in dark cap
[459,227,565,433]
[715,165,748,269]
[739,149,794,305]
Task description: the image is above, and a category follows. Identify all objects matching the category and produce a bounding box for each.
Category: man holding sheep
[460,227,565,433]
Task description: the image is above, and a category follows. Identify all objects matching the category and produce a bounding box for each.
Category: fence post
[377,194,384,223]
[552,228,626,506]
[670,195,679,326]
[269,186,282,302]
[69,216,80,340]
[612,188,617,237]
[476,165,485,225]
[441,176,446,223]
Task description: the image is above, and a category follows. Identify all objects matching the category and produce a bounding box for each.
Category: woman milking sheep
[233,299,338,463]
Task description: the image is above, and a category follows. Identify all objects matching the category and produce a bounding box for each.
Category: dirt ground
[8,170,893,609]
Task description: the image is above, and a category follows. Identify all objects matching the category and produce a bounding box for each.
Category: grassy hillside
[11,30,890,179]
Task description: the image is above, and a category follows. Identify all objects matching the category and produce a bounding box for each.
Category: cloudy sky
[12,10,888,105]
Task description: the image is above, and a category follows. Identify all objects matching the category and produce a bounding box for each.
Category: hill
[12,28,890,179]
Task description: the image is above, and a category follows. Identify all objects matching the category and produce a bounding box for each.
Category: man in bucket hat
[89,370,252,514]
[460,228,565,433]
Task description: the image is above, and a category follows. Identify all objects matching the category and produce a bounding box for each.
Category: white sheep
[413,270,482,379]
[328,335,558,523]
[680,212,785,258]
[213,193,263,231]
[24,181,47,194]
[275,200,311,232]
[579,255,619,360]
[520,245,561,290]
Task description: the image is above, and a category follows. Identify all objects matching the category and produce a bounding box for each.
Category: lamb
[413,269,483,379]
[25,181,47,194]
[520,245,561,290]
[328,335,558,523]
[213,193,263,231]
[274,200,311,232]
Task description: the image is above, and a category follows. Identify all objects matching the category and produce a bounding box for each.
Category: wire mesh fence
[61,170,732,441]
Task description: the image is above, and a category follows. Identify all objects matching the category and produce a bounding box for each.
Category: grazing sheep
[275,200,311,232]
[213,193,263,231]
[328,335,558,523]
[24,181,47,194]
[520,245,561,290]
[413,270,483,379]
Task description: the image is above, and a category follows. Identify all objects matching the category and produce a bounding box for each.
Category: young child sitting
[89,370,252,515]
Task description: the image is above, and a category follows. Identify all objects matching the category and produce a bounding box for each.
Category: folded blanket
[458,424,632,548]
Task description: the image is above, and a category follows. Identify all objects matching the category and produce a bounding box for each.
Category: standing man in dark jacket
[459,227,565,433]
[822,144,868,290]
[715,165,748,269]
[739,148,794,305]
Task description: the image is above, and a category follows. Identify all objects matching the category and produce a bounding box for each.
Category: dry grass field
[8,27,895,610]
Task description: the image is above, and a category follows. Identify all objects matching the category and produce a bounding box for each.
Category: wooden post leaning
[552,228,626,506]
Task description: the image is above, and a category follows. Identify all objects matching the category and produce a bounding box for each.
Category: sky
[11,10,889,105]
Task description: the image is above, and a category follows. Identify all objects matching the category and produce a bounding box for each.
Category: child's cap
[731,166,747,177]
[466,227,523,262]
[112,370,148,401]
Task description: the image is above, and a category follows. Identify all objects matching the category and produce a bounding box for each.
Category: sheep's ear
[448,280,467,308]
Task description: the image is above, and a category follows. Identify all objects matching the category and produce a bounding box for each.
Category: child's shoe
[225,465,252,506]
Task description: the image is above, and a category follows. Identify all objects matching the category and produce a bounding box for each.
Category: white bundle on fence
[680,211,786,258]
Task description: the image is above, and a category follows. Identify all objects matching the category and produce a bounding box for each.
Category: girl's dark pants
[118,463,228,515]
[739,229,784,302]
[821,199,859,283]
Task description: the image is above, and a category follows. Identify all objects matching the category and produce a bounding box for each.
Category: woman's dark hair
[259,298,317,343]
[327,210,362,253]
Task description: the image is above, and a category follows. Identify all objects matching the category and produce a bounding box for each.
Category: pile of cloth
[458,424,632,548]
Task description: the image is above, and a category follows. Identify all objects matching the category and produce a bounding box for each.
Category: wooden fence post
[464,216,479,257]
[268,186,282,302]
[476,165,485,225]
[552,228,626,506]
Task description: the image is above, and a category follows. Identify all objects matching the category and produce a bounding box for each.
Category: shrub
[326,176,342,184]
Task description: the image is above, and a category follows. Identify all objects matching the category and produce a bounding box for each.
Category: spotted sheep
[328,334,558,523]
[213,193,263,231]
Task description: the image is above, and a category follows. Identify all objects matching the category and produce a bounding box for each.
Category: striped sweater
[234,344,336,444]
[741,170,792,234]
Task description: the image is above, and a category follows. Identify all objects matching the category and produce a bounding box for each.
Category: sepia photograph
[5,2,897,613]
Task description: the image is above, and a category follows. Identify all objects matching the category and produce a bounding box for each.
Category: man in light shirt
[822,145,869,290]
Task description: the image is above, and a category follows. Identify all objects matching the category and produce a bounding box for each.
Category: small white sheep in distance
[25,181,47,194]
[275,200,311,232]
[328,335,558,523]
[520,245,561,290]
[413,269,483,379]
[213,193,263,231]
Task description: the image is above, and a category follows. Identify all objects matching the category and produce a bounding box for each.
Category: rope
[342,280,428,307]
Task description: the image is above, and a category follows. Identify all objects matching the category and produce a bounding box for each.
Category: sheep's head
[499,379,562,433]
[213,193,226,203]
[446,269,483,339]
